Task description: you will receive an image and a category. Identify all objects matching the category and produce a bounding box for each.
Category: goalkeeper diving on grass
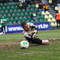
[21,22,49,45]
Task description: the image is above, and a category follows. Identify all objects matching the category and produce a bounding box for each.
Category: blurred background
[0,0,60,33]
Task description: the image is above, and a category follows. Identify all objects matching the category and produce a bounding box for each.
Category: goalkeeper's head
[21,22,30,31]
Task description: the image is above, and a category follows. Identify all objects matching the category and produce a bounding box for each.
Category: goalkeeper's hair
[21,21,26,27]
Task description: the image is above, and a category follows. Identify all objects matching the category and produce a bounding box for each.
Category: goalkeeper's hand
[32,32,38,39]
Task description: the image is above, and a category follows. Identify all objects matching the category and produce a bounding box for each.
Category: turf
[0,29,60,42]
[0,29,60,60]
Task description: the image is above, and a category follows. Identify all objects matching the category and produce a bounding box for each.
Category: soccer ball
[20,40,29,49]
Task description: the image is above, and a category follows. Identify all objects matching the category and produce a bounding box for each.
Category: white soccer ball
[20,40,29,48]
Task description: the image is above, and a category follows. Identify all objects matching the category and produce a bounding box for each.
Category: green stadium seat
[23,16,27,20]
[19,17,22,20]
[37,12,41,15]
[12,13,16,17]
[0,15,2,17]
[34,20,38,23]
[5,10,9,13]
[26,9,30,12]
[29,12,31,16]
[16,13,20,17]
[10,17,14,21]
[17,20,21,24]
[34,8,39,12]
[7,6,10,9]
[15,17,18,21]
[40,15,44,19]
[3,6,6,10]
[28,5,31,8]
[18,9,21,13]
[31,4,35,8]
[39,19,42,22]
[30,8,34,11]
[9,9,13,13]
[20,12,24,16]
[27,16,31,20]
[22,9,25,12]
[4,3,8,6]
[0,3,3,6]
[13,21,17,24]
[24,12,28,16]
[8,13,11,17]
[37,15,40,19]
[31,20,34,23]
[11,6,15,9]
[8,2,16,6]
[0,7,2,10]
[8,21,13,25]
[15,5,18,8]
[1,10,4,13]
[3,14,7,17]
[44,19,47,22]
[14,9,17,13]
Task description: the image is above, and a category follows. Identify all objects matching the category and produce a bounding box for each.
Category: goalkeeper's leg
[25,37,49,45]
[32,38,49,45]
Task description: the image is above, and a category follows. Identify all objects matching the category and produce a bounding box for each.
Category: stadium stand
[0,0,59,27]
[41,11,57,27]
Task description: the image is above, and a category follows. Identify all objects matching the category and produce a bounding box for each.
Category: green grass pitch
[0,29,60,60]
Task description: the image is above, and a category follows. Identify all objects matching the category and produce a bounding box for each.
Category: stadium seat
[17,21,21,24]
[4,14,7,17]
[3,6,6,10]
[0,15,2,17]
[20,12,24,16]
[13,21,17,24]
[41,11,45,15]
[8,21,13,25]
[15,17,18,21]
[40,15,44,19]
[55,6,58,10]
[30,8,34,12]
[58,10,60,13]
[5,10,9,13]
[18,9,21,13]
[44,19,47,22]
[19,17,22,20]
[48,18,52,22]
[35,4,39,8]
[14,9,17,13]
[4,3,8,6]
[48,14,53,18]
[45,11,50,15]
[10,17,14,21]
[8,13,11,17]
[45,15,49,19]
[50,22,57,27]
[1,10,4,13]
[16,13,20,17]
[0,3,3,6]
[39,19,42,22]
[7,6,10,9]
[28,5,31,8]
[9,9,13,13]
[22,9,25,12]
[32,4,35,8]
[52,18,56,22]
[25,12,28,16]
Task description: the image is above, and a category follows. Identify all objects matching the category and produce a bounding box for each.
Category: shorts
[25,37,42,45]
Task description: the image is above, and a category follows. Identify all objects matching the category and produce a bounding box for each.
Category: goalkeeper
[21,22,49,45]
